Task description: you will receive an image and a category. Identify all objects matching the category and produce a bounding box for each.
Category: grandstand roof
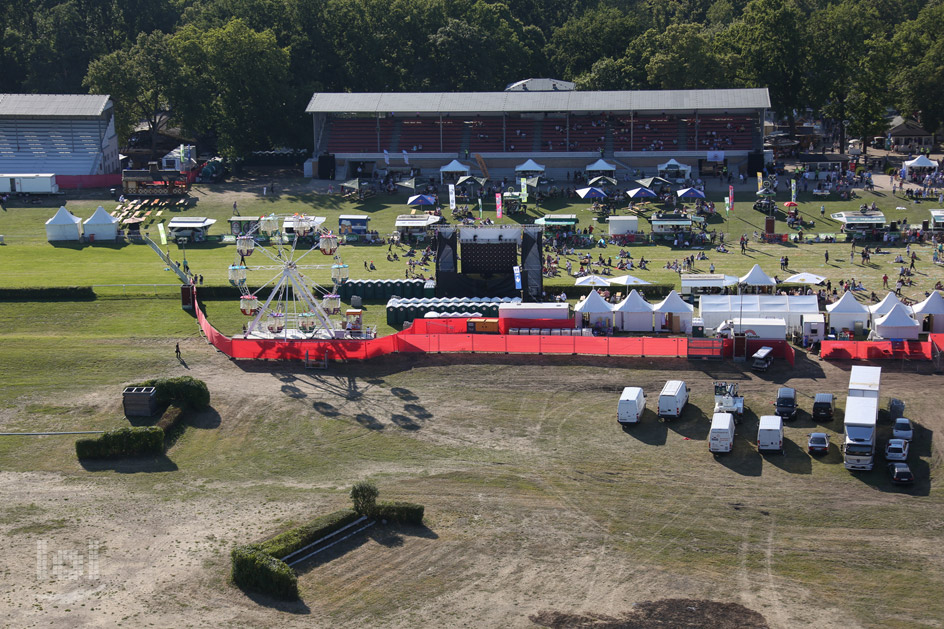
[0,94,111,118]
[306,88,770,115]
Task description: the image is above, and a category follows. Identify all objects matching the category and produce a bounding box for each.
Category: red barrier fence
[720,339,795,366]
[820,339,933,360]
[56,174,122,190]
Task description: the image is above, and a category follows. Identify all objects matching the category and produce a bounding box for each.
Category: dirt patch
[530,599,769,628]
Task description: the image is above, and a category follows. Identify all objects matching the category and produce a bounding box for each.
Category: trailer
[498,302,573,320]
[0,173,59,194]
[713,381,744,420]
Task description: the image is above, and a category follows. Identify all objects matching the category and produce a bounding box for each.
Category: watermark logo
[36,540,100,581]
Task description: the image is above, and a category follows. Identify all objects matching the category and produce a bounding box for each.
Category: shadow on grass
[717,409,762,476]
[850,459,931,497]
[79,455,178,473]
[765,437,812,474]
[665,404,709,441]
[236,587,311,614]
[623,409,667,445]
[293,523,437,575]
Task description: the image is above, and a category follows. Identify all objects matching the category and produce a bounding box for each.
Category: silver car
[884,439,909,462]
[893,417,914,442]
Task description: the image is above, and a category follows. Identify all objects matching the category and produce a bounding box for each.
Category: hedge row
[75,427,164,459]
[0,286,96,301]
[373,501,425,525]
[257,509,359,560]
[231,545,298,600]
[136,376,210,410]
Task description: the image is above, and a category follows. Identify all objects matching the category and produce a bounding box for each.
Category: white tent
[657,158,692,181]
[83,205,119,241]
[585,158,617,173]
[607,216,639,235]
[825,291,870,332]
[739,264,777,287]
[913,291,944,333]
[439,159,471,182]
[873,303,920,339]
[869,292,912,326]
[902,154,939,175]
[515,159,545,173]
[784,272,826,285]
[45,206,83,241]
[574,290,614,328]
[653,290,694,334]
[699,294,819,329]
[613,290,653,332]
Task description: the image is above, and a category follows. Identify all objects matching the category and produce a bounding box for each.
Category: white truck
[713,381,744,421]
[843,396,879,470]
[848,366,881,399]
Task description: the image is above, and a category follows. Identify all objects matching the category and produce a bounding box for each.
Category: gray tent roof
[0,93,111,118]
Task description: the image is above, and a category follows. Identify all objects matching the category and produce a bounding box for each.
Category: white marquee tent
[515,159,545,173]
[574,290,613,328]
[869,292,912,325]
[902,154,939,176]
[613,290,653,332]
[45,206,83,241]
[439,159,471,182]
[654,290,693,334]
[657,158,692,181]
[83,205,119,241]
[872,303,920,339]
[825,291,870,333]
[699,294,818,329]
[739,264,777,287]
[607,216,639,235]
[585,158,617,174]
[912,291,944,333]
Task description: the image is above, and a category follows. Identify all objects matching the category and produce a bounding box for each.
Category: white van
[617,387,647,425]
[709,413,735,454]
[757,415,784,454]
[658,380,690,419]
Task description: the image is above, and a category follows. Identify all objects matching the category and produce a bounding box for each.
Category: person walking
[820,205,825,218]
[910,255,916,271]
[175,342,181,359]
[882,273,889,288]
[824,250,829,264]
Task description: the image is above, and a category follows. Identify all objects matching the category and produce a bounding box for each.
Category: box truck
[848,366,881,399]
[843,396,878,470]
[617,387,646,425]
[709,413,735,454]
[657,380,689,419]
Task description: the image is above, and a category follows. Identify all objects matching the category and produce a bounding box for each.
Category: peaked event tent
[576,187,607,199]
[83,205,119,241]
[657,159,692,180]
[825,291,869,332]
[574,274,610,286]
[585,158,617,174]
[873,303,920,339]
[515,159,545,173]
[574,290,613,328]
[613,290,653,332]
[739,264,777,287]
[439,159,470,182]
[902,154,939,176]
[45,206,83,241]
[653,290,694,334]
[912,291,944,332]
[784,272,826,285]
[869,292,912,324]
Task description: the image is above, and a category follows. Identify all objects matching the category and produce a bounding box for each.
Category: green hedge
[373,501,425,525]
[136,376,210,410]
[75,427,164,459]
[231,545,298,600]
[0,286,96,301]
[257,509,359,560]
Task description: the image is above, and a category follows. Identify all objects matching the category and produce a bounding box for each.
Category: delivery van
[658,380,690,419]
[757,415,784,454]
[751,346,774,371]
[709,413,736,454]
[617,387,647,425]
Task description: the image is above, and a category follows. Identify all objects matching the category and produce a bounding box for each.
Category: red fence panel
[56,174,122,190]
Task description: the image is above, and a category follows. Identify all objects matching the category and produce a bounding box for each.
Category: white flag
[383,149,390,165]
[402,149,409,165]
[448,184,456,210]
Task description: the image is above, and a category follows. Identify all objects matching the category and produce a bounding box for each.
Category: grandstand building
[306,88,770,180]
[0,94,120,177]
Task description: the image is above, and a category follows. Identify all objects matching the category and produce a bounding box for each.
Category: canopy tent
[677,187,705,199]
[902,154,939,176]
[515,159,545,173]
[576,187,607,199]
[784,272,826,285]
[585,158,617,173]
[574,289,614,328]
[83,205,119,241]
[606,216,639,235]
[756,187,777,198]
[636,176,672,189]
[657,159,692,181]
[609,274,651,286]
[394,214,442,229]
[912,291,944,333]
[627,186,657,199]
[699,294,818,329]
[341,178,368,191]
[439,159,471,182]
[872,303,920,340]
[45,206,83,241]
[589,175,617,187]
[534,214,578,226]
[825,291,869,332]
[653,290,693,334]
[613,290,653,332]
[396,177,417,191]
[574,275,611,287]
[407,194,437,206]
[869,292,911,322]
[739,264,777,287]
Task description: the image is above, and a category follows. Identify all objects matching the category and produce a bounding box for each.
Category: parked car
[884,439,910,461]
[893,417,914,441]
[775,387,797,420]
[887,462,914,485]
[811,393,835,421]
[807,432,830,455]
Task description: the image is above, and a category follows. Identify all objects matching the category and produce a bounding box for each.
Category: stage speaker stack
[318,154,336,179]
[520,228,543,302]
[435,227,459,296]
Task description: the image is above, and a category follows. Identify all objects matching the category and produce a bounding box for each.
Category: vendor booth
[902,154,939,176]
[698,294,818,329]
[83,205,119,242]
[607,216,639,236]
[802,313,826,342]
[716,317,787,340]
[930,209,944,231]
[439,159,471,182]
[738,264,777,293]
[680,274,738,301]
[657,159,692,183]
[585,158,617,177]
[871,303,920,340]
[167,216,216,241]
[830,210,886,233]
[45,206,83,242]
[515,159,545,175]
[913,291,944,333]
[869,292,912,325]
[653,290,693,334]
[282,215,326,236]
[613,290,653,332]
[575,290,614,330]
[338,214,370,236]
[825,291,870,335]
[395,214,442,244]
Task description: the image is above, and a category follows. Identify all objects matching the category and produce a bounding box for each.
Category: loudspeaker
[318,154,335,180]
[747,151,764,174]
[520,229,543,301]
[435,228,458,273]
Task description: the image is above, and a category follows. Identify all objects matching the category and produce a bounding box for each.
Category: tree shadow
[188,407,221,429]
[623,409,667,445]
[79,455,178,473]
[765,437,812,474]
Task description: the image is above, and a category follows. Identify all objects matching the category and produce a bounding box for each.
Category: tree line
[2,0,941,158]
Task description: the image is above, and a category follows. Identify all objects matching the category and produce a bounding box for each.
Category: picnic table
[812,189,831,197]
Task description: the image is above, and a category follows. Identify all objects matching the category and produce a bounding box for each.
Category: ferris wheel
[228,213,364,339]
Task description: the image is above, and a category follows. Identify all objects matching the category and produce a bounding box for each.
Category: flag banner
[724,196,730,216]
[757,172,763,191]
[402,149,409,165]
[384,149,390,165]
[729,185,735,211]
[478,198,483,217]
[448,184,456,210]
[495,193,503,218]
[158,222,167,245]
[707,150,725,162]
[513,265,522,290]
[791,179,797,203]
[520,177,528,203]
